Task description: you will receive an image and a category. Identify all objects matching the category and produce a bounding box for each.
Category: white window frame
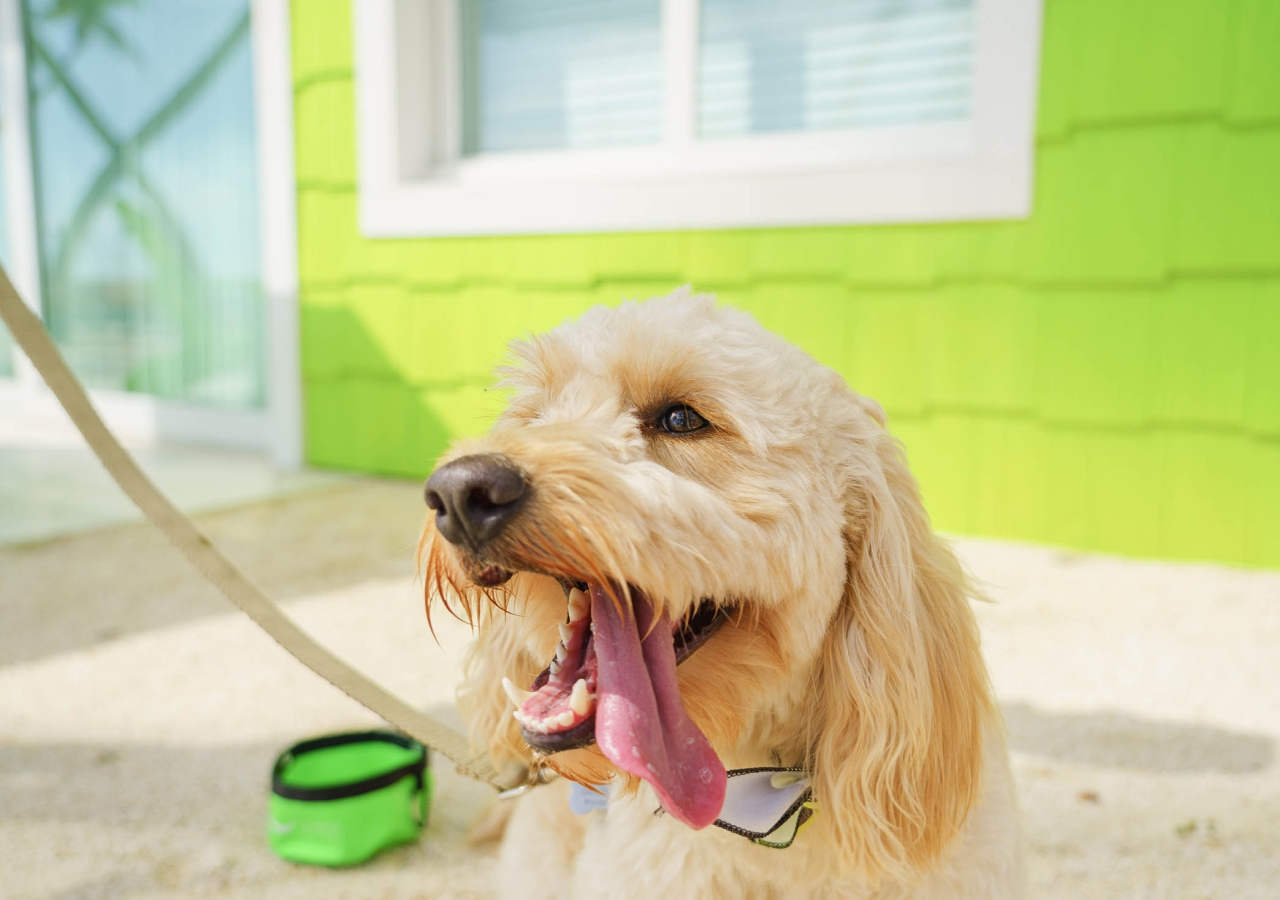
[354,0,1042,237]
[0,0,302,467]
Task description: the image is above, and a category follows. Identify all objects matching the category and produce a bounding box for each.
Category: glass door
[21,0,263,408]
[0,69,12,377]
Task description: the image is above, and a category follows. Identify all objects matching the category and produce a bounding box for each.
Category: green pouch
[268,730,432,867]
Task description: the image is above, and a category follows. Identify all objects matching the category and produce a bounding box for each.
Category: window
[698,0,975,137]
[460,0,664,154]
[354,0,1041,236]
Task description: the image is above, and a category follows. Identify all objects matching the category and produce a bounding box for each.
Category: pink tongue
[590,585,726,829]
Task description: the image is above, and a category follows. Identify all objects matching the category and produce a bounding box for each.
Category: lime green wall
[291,0,1280,569]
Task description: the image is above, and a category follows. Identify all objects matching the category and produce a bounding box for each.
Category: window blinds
[461,0,663,155]
[698,0,976,138]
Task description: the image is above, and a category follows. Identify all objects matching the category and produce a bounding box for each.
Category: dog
[420,288,1023,899]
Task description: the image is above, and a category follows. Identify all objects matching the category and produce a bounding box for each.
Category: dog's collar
[569,767,817,850]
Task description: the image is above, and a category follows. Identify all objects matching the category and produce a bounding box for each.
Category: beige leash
[0,264,516,791]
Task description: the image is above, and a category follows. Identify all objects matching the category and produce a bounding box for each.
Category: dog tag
[569,782,610,815]
[715,769,811,837]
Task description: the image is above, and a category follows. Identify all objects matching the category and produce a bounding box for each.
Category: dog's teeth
[568,587,590,621]
[570,678,591,716]
[502,677,534,708]
[513,710,547,733]
[558,623,574,644]
[554,642,568,664]
[549,659,561,675]
[554,711,575,728]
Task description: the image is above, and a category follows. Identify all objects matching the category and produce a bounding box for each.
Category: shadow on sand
[1002,700,1275,774]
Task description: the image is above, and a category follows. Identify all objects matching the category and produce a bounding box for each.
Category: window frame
[354,0,1043,237]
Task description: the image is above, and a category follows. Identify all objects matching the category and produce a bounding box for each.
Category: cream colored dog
[421,289,1023,899]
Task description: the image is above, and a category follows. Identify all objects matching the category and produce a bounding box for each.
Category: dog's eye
[657,404,708,434]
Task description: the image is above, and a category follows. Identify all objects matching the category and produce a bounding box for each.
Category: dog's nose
[424,454,527,549]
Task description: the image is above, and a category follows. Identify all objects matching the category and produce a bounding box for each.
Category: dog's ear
[810,409,992,881]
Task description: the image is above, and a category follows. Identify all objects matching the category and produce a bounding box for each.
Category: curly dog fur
[420,289,1023,899]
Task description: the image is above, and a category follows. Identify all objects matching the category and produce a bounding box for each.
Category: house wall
[290,0,1280,569]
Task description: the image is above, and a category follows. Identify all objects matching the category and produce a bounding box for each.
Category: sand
[2,479,1277,899]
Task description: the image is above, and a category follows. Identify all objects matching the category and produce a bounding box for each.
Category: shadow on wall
[1003,701,1275,774]
[302,301,476,479]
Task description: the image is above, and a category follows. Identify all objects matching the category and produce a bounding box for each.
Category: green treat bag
[268,731,432,867]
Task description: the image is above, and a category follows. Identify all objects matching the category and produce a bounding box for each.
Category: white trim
[391,0,459,177]
[969,0,1042,210]
[0,0,44,388]
[354,0,1042,237]
[354,0,403,203]
[251,0,303,470]
[661,0,698,148]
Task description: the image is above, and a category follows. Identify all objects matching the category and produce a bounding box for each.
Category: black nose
[424,454,527,550]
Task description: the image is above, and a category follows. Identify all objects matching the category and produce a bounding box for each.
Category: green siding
[1226,0,1280,125]
[290,0,1280,569]
[1072,0,1230,124]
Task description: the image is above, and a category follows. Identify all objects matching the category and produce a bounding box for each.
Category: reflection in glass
[24,0,263,406]
[700,0,975,138]
[0,75,11,377]
[461,0,663,154]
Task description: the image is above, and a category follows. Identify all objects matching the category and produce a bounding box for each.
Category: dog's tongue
[590,584,726,829]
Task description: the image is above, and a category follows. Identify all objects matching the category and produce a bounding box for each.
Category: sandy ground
[1,479,1278,899]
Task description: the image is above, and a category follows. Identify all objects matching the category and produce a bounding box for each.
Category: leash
[0,264,518,792]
